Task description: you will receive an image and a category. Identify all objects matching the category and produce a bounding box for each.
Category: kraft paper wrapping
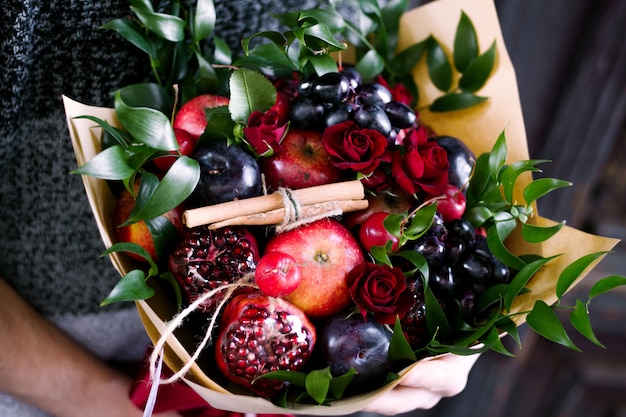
[63,0,620,413]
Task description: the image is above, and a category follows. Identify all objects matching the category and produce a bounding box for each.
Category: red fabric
[129,349,292,417]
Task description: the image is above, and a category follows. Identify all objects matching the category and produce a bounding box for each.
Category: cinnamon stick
[182,180,365,228]
[207,199,369,229]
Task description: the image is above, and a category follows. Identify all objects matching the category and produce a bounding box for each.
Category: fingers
[399,353,480,397]
[361,386,443,415]
[361,353,481,415]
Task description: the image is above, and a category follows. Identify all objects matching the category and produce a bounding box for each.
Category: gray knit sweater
[0,1,316,415]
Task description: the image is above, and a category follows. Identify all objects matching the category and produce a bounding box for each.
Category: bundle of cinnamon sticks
[182,180,368,230]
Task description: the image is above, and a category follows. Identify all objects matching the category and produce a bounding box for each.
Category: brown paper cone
[63,0,620,413]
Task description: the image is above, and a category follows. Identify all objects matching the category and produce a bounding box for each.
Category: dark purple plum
[430,135,475,191]
[384,101,417,129]
[357,82,393,106]
[430,264,458,298]
[446,218,476,247]
[189,141,262,208]
[410,233,446,268]
[341,67,362,91]
[317,313,393,393]
[401,273,429,348]
[325,101,356,127]
[289,97,326,130]
[311,72,350,103]
[354,103,392,137]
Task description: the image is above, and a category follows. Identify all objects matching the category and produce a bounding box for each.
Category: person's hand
[361,353,480,415]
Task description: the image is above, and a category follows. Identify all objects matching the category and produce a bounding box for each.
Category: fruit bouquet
[63,0,624,414]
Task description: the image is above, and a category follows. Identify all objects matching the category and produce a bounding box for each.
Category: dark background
[366,0,626,416]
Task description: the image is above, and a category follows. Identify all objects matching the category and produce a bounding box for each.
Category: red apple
[255,251,302,297]
[259,129,342,191]
[358,211,400,253]
[153,128,196,172]
[435,184,466,223]
[113,186,185,263]
[264,218,364,319]
[173,94,230,140]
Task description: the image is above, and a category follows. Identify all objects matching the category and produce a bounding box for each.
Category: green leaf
[328,368,356,400]
[228,68,277,123]
[302,23,346,51]
[131,6,186,42]
[464,205,493,228]
[258,370,307,387]
[382,212,406,239]
[425,285,451,339]
[355,49,386,82]
[589,275,626,300]
[102,18,157,58]
[114,91,178,151]
[570,299,605,348]
[100,269,154,305]
[526,300,580,351]
[71,145,134,180]
[475,283,508,316]
[390,40,427,76]
[117,83,174,115]
[308,53,340,76]
[556,251,608,299]
[504,255,558,312]
[429,92,488,112]
[306,367,332,405]
[124,157,200,224]
[200,106,236,143]
[458,40,496,92]
[212,36,232,65]
[403,203,437,240]
[145,215,181,263]
[129,0,153,11]
[241,31,289,56]
[426,36,452,92]
[480,326,514,356]
[521,221,565,243]
[453,11,478,72]
[370,244,393,267]
[74,116,131,149]
[500,159,548,203]
[523,177,572,206]
[496,315,522,348]
[389,317,417,362]
[486,223,526,271]
[298,9,346,32]
[466,152,492,202]
[193,0,216,43]
[488,131,507,182]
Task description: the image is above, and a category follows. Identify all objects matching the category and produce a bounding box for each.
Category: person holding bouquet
[0,1,479,416]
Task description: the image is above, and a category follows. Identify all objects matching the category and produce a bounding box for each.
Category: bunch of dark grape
[289,68,417,138]
[408,214,512,321]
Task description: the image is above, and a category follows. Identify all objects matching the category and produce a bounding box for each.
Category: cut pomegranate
[215,291,316,397]
[168,226,259,313]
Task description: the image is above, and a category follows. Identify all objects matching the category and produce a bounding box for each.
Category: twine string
[148,274,256,385]
[275,187,342,233]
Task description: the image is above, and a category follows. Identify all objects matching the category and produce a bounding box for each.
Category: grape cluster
[289,68,417,138]
[408,215,512,319]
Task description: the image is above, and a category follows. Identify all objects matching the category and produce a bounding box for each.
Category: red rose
[322,121,390,175]
[243,110,288,156]
[392,127,449,195]
[347,262,412,325]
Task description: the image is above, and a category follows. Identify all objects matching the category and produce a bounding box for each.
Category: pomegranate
[215,291,316,397]
[168,226,259,313]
